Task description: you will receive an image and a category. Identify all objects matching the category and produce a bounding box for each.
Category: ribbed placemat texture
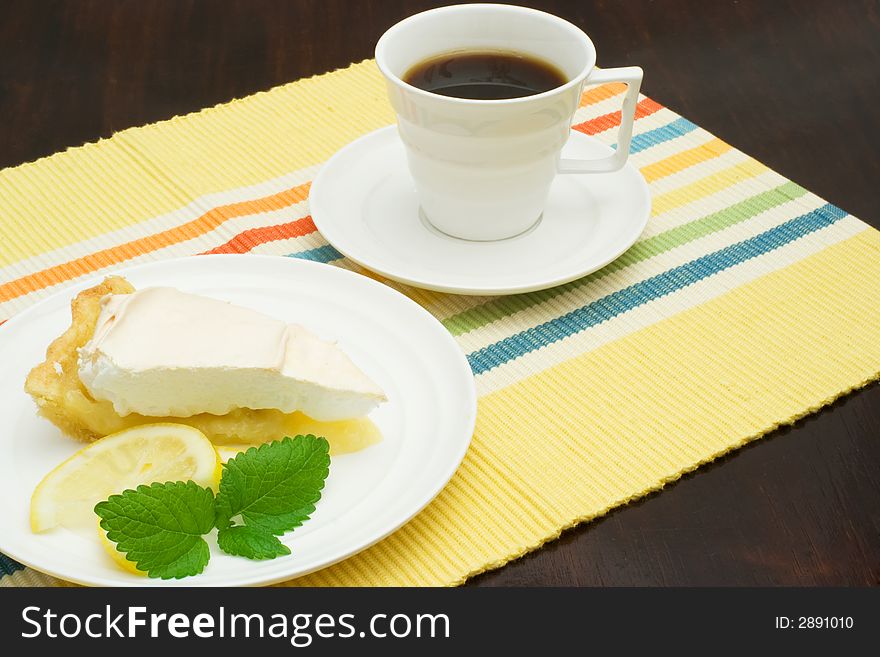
[1,61,878,587]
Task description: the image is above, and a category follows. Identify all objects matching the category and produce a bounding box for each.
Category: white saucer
[310,126,651,295]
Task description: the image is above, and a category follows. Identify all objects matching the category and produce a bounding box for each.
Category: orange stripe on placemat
[578,82,627,107]
[574,97,663,135]
[0,182,311,303]
[202,216,317,254]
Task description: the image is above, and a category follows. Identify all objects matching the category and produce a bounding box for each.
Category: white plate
[0,255,476,586]
[310,125,651,295]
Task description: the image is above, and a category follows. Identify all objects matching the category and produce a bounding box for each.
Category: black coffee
[403,50,567,100]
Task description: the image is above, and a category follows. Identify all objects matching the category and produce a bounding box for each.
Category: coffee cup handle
[557,66,644,174]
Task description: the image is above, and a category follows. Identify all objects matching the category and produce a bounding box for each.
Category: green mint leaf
[215,435,330,536]
[95,481,215,579]
[217,525,291,559]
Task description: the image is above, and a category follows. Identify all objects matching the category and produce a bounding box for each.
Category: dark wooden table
[1,0,877,586]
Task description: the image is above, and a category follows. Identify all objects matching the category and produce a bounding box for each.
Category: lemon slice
[30,423,221,533]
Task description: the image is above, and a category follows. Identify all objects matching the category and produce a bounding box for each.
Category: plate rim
[310,124,651,295]
[0,254,477,586]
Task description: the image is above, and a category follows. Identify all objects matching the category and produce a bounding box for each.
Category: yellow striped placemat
[1,60,878,587]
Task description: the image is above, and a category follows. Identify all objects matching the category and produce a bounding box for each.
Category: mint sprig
[96,481,215,579]
[95,435,330,579]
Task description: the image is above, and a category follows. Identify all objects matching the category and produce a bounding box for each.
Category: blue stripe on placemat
[611,117,698,152]
[468,203,848,376]
[287,244,344,263]
[629,117,698,153]
[0,553,25,578]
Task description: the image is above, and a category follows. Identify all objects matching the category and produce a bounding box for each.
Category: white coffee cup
[376,3,643,241]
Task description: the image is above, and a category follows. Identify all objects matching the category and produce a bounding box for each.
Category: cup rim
[375,3,596,105]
